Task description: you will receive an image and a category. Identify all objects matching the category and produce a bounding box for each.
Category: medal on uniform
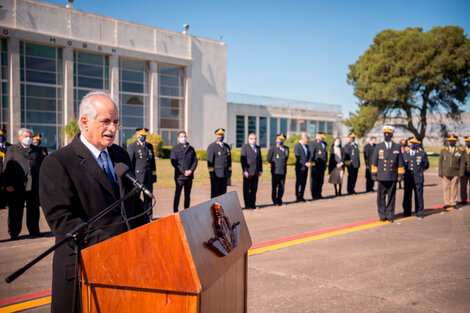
[218,151,221,156]
[417,156,422,165]
[379,149,384,159]
[276,154,279,159]
[318,151,322,155]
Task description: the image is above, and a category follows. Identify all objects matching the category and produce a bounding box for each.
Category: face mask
[276,140,283,146]
[449,141,456,147]
[249,139,256,145]
[138,136,146,142]
[217,136,224,142]
[0,136,5,143]
[335,142,340,147]
[22,137,33,146]
[351,138,355,142]
[179,137,188,144]
[411,144,418,150]
[384,133,392,142]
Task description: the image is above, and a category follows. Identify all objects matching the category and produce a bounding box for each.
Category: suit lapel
[72,135,119,200]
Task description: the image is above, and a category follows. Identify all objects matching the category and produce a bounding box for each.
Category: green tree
[61,119,80,144]
[344,105,380,138]
[347,26,470,140]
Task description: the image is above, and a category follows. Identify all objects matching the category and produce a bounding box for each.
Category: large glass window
[318,121,325,133]
[0,39,8,132]
[290,119,297,133]
[120,58,149,144]
[280,118,288,136]
[299,119,307,132]
[259,117,267,148]
[236,115,245,148]
[248,116,256,136]
[20,42,62,150]
[327,121,333,135]
[269,118,278,147]
[159,64,184,146]
[73,51,109,117]
[309,120,317,137]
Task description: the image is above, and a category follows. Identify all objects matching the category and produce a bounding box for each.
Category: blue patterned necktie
[99,151,117,187]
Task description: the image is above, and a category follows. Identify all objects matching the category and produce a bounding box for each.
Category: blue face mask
[351,137,355,142]
[276,140,283,145]
[411,144,418,150]
[335,142,340,147]
[138,136,146,142]
[217,136,224,142]
[0,136,4,143]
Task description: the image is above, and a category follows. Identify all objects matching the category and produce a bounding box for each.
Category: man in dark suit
[402,137,429,219]
[363,136,377,192]
[240,133,263,210]
[371,126,404,222]
[0,129,12,210]
[4,128,44,239]
[267,133,289,206]
[207,128,232,198]
[344,132,360,195]
[127,127,156,219]
[39,91,149,313]
[294,133,311,202]
[170,130,198,212]
[309,132,327,200]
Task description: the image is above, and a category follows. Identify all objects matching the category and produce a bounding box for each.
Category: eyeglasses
[96,118,122,129]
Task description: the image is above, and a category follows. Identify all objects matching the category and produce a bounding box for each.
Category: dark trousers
[8,190,40,237]
[403,179,424,217]
[272,174,286,205]
[347,166,358,194]
[365,168,375,192]
[142,183,154,219]
[295,169,308,200]
[243,175,259,209]
[310,168,325,199]
[377,180,397,221]
[211,176,227,199]
[173,179,193,212]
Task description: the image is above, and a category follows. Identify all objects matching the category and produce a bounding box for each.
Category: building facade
[227,93,343,148]
[0,0,227,150]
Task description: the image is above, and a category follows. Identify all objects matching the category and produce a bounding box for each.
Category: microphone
[114,163,155,200]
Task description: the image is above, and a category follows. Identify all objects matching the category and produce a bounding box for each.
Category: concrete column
[8,37,20,143]
[148,61,158,134]
[184,65,192,137]
[109,54,119,143]
[62,46,74,145]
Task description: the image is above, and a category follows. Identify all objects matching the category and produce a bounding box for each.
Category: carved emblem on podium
[205,203,241,256]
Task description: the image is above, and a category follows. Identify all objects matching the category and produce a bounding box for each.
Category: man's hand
[258,172,263,176]
[244,172,249,178]
[6,186,14,192]
[397,176,404,182]
[184,170,192,176]
[305,162,311,168]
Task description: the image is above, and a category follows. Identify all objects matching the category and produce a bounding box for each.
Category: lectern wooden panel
[80,191,251,313]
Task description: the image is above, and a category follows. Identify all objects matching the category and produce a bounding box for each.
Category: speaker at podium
[80,191,252,313]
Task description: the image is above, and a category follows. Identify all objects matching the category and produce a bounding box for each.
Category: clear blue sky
[43,0,470,116]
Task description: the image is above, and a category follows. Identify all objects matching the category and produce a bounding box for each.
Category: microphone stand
[5,185,141,284]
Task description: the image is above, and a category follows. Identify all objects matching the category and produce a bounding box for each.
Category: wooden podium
[80,191,252,313]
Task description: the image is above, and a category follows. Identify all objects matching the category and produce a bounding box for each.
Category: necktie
[252,145,256,153]
[99,151,117,187]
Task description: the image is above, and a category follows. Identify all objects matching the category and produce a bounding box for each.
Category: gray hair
[18,128,33,137]
[300,132,309,140]
[78,91,119,131]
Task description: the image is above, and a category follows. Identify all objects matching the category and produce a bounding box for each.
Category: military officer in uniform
[267,133,289,206]
[344,132,360,195]
[309,132,327,200]
[402,137,429,219]
[127,127,157,219]
[371,126,404,222]
[33,134,48,158]
[363,136,377,192]
[207,128,232,198]
[439,135,465,208]
[294,133,311,202]
[0,129,12,210]
[460,136,470,205]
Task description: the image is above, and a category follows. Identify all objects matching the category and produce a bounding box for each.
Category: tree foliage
[347,26,470,140]
[61,119,80,144]
[343,105,380,138]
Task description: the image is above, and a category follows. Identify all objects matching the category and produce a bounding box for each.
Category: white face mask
[179,137,188,144]
[249,139,256,145]
[22,137,33,146]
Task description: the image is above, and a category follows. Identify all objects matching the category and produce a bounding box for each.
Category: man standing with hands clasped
[371,126,404,223]
[439,135,465,209]
[344,132,360,195]
[241,133,263,210]
[170,130,198,212]
[294,133,311,202]
[268,133,289,206]
[207,128,232,198]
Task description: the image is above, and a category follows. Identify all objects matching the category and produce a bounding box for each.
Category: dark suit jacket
[371,141,404,181]
[127,140,156,186]
[267,145,289,175]
[294,142,310,172]
[4,143,43,192]
[240,143,262,176]
[39,134,148,313]
[344,142,360,169]
[309,140,327,171]
[207,141,232,178]
[328,146,345,174]
[170,143,198,181]
[363,143,375,167]
[403,148,429,184]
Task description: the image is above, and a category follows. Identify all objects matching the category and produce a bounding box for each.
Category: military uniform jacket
[344,142,360,169]
[371,141,404,181]
[207,141,232,178]
[240,143,262,176]
[127,140,157,185]
[464,147,470,176]
[267,145,289,175]
[4,143,43,192]
[170,143,198,181]
[439,146,465,177]
[294,142,310,172]
[403,148,429,184]
[309,140,327,170]
[363,143,375,167]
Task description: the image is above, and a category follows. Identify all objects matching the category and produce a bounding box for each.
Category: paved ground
[0,168,469,312]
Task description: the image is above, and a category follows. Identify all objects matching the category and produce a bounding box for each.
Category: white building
[0,0,226,149]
